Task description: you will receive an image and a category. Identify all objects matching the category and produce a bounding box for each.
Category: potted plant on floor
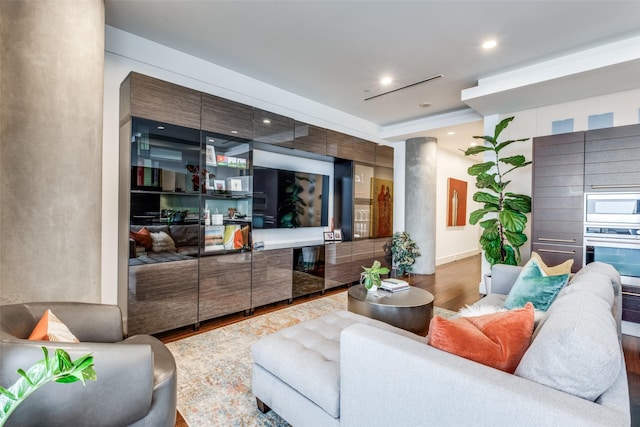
[384,231,421,277]
[360,260,390,292]
[464,116,531,267]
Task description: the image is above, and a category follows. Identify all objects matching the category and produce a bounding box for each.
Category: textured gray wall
[0,1,104,304]
[405,137,437,274]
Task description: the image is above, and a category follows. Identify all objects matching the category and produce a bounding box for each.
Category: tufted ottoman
[251,310,422,426]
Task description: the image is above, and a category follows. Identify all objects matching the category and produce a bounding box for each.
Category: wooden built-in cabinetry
[531,132,585,272]
[251,248,293,307]
[584,124,640,192]
[120,72,393,336]
[201,93,254,139]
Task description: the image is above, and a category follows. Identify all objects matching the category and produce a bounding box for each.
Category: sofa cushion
[168,224,200,247]
[28,309,79,342]
[251,310,420,418]
[428,303,534,373]
[130,227,152,250]
[515,289,621,401]
[504,258,569,311]
[530,251,573,276]
[150,231,177,253]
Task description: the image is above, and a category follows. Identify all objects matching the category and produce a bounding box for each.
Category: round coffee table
[347,284,434,336]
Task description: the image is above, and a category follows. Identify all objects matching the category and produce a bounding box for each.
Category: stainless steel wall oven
[584,193,640,287]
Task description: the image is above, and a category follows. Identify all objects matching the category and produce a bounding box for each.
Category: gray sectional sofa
[251,261,630,426]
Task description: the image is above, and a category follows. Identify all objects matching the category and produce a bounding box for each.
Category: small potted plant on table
[360,260,390,292]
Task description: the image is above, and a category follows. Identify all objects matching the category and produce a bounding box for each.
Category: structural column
[405,137,437,274]
[0,1,105,304]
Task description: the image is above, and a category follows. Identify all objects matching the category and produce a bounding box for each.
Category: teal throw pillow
[504,259,569,311]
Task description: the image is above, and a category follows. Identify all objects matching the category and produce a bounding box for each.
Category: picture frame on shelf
[323,231,334,242]
[213,179,225,191]
[206,144,217,166]
[229,178,243,191]
[205,173,215,190]
[333,229,343,241]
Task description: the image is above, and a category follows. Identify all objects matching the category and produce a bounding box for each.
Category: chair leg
[256,397,271,413]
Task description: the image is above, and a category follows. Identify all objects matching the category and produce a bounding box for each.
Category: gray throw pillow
[514,290,620,401]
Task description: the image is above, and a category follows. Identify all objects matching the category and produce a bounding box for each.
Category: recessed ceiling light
[231,130,238,134]
[380,76,393,85]
[447,131,455,135]
[157,126,165,130]
[482,39,497,49]
[263,119,271,124]
[469,141,478,147]
[419,102,431,108]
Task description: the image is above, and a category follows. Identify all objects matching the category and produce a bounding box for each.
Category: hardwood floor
[163,254,640,426]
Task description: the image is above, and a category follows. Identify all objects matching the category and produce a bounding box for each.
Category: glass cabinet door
[200,131,253,253]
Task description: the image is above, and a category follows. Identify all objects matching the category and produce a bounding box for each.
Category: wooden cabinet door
[326,130,375,164]
[531,131,584,272]
[201,93,254,139]
[251,248,293,307]
[294,121,327,155]
[121,72,201,129]
[375,145,394,168]
[585,123,640,192]
[253,109,294,148]
[324,242,353,289]
[127,258,199,336]
[351,239,375,282]
[198,252,252,321]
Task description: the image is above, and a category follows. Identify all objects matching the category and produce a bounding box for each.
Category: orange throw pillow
[28,309,79,343]
[130,227,152,250]
[428,302,534,373]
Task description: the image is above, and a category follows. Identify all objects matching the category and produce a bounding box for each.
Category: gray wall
[0,0,105,304]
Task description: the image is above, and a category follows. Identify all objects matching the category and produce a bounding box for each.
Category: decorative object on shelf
[205,144,217,166]
[372,178,393,237]
[464,116,532,267]
[447,178,468,226]
[161,209,189,225]
[0,347,96,426]
[323,231,334,242]
[333,229,343,241]
[213,180,225,191]
[227,207,237,218]
[360,260,390,292]
[384,231,421,277]
[186,164,214,193]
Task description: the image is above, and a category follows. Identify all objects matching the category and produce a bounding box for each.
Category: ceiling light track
[364,74,444,101]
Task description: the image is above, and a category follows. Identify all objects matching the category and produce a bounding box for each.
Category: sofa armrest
[489,264,522,295]
[339,324,629,427]
[23,302,125,342]
[0,340,154,427]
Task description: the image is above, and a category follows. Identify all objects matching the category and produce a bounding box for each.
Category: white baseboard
[436,249,481,266]
[622,320,640,337]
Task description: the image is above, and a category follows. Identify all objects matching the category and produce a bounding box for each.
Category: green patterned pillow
[504,258,569,311]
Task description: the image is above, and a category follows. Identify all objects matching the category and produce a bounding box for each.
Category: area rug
[166,291,456,426]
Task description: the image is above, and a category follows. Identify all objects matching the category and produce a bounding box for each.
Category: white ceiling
[104,0,640,155]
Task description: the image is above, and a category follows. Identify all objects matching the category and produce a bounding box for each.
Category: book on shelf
[380,278,410,292]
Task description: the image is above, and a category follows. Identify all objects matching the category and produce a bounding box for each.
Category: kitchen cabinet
[585,123,640,192]
[531,131,585,272]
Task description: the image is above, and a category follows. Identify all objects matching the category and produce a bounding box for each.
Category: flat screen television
[253,166,330,228]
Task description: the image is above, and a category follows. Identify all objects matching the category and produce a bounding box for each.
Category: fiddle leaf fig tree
[464,116,532,267]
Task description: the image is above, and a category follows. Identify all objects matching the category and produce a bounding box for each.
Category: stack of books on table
[380,278,410,292]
